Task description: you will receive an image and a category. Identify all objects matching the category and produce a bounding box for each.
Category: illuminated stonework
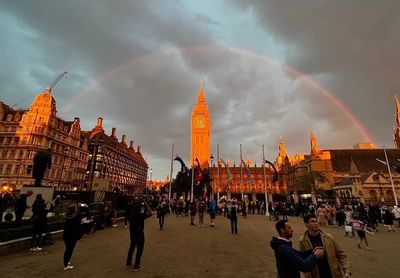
[190,82,211,168]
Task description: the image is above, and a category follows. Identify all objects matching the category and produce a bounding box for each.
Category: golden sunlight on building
[190,81,211,168]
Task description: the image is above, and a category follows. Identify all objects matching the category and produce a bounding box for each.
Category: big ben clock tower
[191,81,211,168]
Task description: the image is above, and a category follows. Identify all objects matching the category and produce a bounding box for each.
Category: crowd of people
[3,190,400,275]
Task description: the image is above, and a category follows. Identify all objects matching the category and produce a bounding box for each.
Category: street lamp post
[210,154,214,200]
[58,147,68,190]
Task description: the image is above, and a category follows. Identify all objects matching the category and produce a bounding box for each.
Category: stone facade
[285,131,400,205]
[190,82,211,168]
[83,118,148,194]
[0,89,89,190]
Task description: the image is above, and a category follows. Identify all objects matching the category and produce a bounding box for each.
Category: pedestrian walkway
[0,215,399,277]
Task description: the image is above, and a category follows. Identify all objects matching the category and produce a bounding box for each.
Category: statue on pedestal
[32,148,52,187]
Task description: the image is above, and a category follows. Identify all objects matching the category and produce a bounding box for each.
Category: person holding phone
[299,214,351,278]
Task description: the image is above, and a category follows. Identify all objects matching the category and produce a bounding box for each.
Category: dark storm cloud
[232,0,400,147]
[1,0,397,178]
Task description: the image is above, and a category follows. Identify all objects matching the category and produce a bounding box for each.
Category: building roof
[0,101,27,121]
[328,149,400,173]
[83,131,147,166]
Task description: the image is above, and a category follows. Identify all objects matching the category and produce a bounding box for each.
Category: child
[352,216,369,249]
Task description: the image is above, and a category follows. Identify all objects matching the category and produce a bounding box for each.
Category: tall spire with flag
[394,95,400,148]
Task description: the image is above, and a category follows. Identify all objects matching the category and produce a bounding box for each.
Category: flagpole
[240,144,243,200]
[384,146,398,206]
[168,143,174,201]
[262,145,270,216]
[191,147,194,202]
[217,143,220,205]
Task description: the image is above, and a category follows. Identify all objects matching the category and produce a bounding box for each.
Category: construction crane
[46,71,68,93]
[11,71,68,108]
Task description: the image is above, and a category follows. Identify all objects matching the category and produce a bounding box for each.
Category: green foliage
[294,171,328,193]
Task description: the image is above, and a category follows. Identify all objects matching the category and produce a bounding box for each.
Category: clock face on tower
[195,116,205,128]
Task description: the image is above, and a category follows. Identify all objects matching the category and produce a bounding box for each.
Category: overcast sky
[1,0,399,180]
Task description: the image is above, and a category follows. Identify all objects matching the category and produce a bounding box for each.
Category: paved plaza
[1,214,400,277]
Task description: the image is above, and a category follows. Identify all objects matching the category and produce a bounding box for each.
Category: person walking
[352,216,369,249]
[190,199,197,225]
[62,204,83,270]
[197,199,206,227]
[228,199,238,234]
[208,199,217,227]
[31,194,48,251]
[383,208,395,232]
[316,205,328,228]
[126,197,152,272]
[392,205,400,227]
[299,214,351,278]
[270,219,324,278]
[156,200,167,230]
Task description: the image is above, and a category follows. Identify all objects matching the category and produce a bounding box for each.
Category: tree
[294,171,327,194]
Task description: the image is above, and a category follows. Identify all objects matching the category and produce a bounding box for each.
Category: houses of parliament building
[191,84,400,204]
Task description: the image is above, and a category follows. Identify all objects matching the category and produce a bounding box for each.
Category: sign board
[91,178,111,191]
[20,186,54,218]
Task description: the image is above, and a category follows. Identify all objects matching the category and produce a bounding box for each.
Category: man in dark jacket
[126,197,153,272]
[32,149,52,187]
[15,191,33,226]
[270,219,324,278]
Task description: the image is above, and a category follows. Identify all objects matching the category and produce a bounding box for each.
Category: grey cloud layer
[0,1,396,179]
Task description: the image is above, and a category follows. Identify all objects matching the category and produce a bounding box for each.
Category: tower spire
[279,136,287,157]
[349,157,359,173]
[197,80,206,104]
[310,130,320,157]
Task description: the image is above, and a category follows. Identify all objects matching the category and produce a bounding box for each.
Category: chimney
[96,117,103,127]
[121,135,127,145]
[111,127,117,138]
[129,140,134,149]
[137,146,141,153]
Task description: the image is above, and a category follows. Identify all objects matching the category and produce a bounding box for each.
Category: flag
[219,158,233,185]
[194,157,203,185]
[241,159,254,184]
[264,159,278,183]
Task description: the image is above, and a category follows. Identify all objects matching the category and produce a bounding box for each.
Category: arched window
[345,191,351,199]
[6,114,13,121]
[369,190,377,200]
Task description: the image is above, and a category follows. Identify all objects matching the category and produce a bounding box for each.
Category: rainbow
[61,45,375,144]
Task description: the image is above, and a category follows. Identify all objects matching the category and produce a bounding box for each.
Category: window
[10,150,16,159]
[27,165,33,175]
[18,150,24,158]
[0,164,3,174]
[1,150,7,159]
[5,164,12,175]
[14,164,21,175]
